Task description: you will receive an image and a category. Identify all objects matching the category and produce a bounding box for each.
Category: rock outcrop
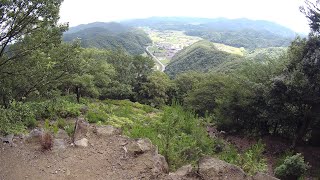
[94,125,121,137]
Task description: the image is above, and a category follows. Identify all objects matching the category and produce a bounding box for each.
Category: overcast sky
[59,0,311,33]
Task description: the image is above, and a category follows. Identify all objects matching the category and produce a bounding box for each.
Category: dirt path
[0,131,170,180]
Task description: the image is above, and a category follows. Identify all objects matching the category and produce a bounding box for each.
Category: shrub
[219,140,267,175]
[56,118,67,129]
[64,123,75,137]
[127,103,214,171]
[274,153,309,179]
[239,141,267,175]
[41,131,53,151]
[0,101,35,135]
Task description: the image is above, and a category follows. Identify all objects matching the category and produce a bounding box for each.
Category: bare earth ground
[0,132,171,180]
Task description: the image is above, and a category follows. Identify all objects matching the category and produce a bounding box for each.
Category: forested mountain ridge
[123,17,298,49]
[165,40,244,77]
[165,40,288,77]
[65,22,130,34]
[63,22,151,55]
[123,17,297,37]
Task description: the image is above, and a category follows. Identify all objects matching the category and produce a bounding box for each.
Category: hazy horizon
[59,0,311,33]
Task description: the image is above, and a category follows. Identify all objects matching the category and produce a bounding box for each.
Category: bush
[274,153,309,179]
[0,101,36,135]
[127,102,214,171]
[219,140,267,175]
[239,141,267,175]
[64,123,75,137]
[41,131,53,151]
[56,118,67,129]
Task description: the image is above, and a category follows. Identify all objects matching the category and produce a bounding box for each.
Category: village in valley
[142,28,202,65]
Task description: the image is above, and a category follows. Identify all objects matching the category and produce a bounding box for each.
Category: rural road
[146,46,166,72]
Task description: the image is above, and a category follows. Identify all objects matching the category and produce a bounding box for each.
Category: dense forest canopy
[63,22,152,55]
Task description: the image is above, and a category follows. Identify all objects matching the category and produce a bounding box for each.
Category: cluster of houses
[153,42,182,58]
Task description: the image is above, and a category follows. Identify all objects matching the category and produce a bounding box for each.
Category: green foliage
[29,98,82,119]
[64,123,75,137]
[56,118,67,129]
[219,141,267,175]
[0,101,37,134]
[86,103,109,123]
[134,71,173,107]
[64,23,152,55]
[44,119,51,131]
[274,153,309,179]
[85,99,157,128]
[186,29,292,50]
[165,40,243,77]
[239,141,267,175]
[127,103,214,170]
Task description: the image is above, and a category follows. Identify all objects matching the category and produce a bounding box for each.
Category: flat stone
[1,134,14,144]
[75,138,88,147]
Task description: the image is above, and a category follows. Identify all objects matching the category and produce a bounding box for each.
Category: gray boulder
[199,157,248,180]
[126,138,154,156]
[1,134,14,144]
[73,118,90,141]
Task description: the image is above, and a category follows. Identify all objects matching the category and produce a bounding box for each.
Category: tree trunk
[273,122,278,135]
[291,106,316,148]
[2,95,8,108]
[76,86,80,103]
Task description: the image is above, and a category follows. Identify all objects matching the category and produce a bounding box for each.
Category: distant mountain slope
[122,17,297,49]
[165,40,288,77]
[66,22,130,34]
[164,40,244,77]
[63,22,151,55]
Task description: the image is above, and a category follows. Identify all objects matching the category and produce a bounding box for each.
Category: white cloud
[59,0,310,33]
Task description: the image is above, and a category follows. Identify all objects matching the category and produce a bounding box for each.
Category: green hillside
[123,17,298,49]
[165,40,244,77]
[63,23,151,55]
[185,29,292,49]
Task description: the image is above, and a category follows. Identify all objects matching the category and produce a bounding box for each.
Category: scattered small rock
[1,134,14,144]
[75,138,88,147]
